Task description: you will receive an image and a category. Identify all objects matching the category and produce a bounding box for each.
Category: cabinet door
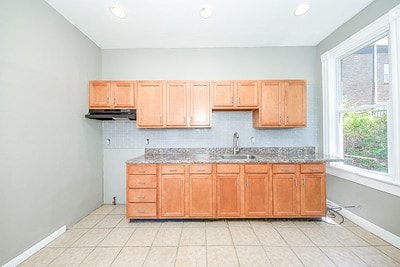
[137,81,164,128]
[237,81,258,108]
[212,81,235,108]
[300,173,326,216]
[284,81,306,127]
[216,174,241,217]
[272,174,299,216]
[190,82,211,127]
[258,81,282,126]
[113,81,135,108]
[189,174,213,217]
[244,173,269,217]
[89,81,111,108]
[165,81,187,127]
[161,174,185,217]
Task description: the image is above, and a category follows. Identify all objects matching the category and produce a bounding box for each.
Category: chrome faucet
[233,132,240,154]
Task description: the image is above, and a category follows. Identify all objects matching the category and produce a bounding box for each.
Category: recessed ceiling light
[294,3,311,16]
[111,6,127,19]
[200,5,213,19]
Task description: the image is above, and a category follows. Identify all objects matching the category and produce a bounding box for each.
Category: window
[340,36,389,173]
[321,4,400,192]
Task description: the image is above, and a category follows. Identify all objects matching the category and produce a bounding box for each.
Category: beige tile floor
[20,205,400,266]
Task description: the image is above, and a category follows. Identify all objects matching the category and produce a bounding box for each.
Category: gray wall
[102,47,317,82]
[316,0,400,237]
[101,47,320,203]
[0,0,103,264]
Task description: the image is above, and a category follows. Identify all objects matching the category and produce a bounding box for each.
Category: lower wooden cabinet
[244,165,270,217]
[272,173,300,216]
[126,164,158,218]
[216,165,241,217]
[272,163,326,217]
[160,165,185,217]
[126,162,325,219]
[300,164,326,216]
[189,164,213,217]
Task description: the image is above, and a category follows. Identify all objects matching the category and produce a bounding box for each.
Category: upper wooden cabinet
[190,82,211,127]
[137,81,164,128]
[212,81,258,110]
[89,80,135,109]
[165,81,188,127]
[137,80,211,128]
[88,79,306,129]
[253,80,306,128]
[165,81,211,128]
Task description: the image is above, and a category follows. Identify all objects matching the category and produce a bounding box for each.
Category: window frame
[321,4,400,196]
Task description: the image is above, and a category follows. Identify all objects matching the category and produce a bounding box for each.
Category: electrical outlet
[145,138,150,145]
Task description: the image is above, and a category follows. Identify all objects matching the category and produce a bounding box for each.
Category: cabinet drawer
[301,164,325,173]
[127,203,157,217]
[161,165,185,174]
[272,164,297,173]
[127,164,157,175]
[245,164,269,173]
[127,189,157,202]
[189,164,212,174]
[216,164,240,173]
[127,175,157,188]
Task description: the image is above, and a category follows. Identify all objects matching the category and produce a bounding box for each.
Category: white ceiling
[45,0,376,49]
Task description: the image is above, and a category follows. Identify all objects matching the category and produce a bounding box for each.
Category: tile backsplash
[103,85,319,149]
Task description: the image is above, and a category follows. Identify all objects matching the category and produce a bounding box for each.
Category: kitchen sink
[220,154,256,160]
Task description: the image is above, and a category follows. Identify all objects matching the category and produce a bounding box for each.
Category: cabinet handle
[294,179,298,187]
[169,169,177,172]
[184,116,186,123]
[107,97,109,104]
[137,170,146,173]
[310,168,320,171]
[160,116,162,123]
[137,209,145,213]
[138,181,146,185]
[114,97,116,105]
[190,116,193,123]
[303,178,306,186]
[246,178,249,187]
[197,169,206,172]
[237,178,240,187]
[281,168,290,172]
[231,96,234,104]
[279,116,282,124]
[238,97,241,105]
[286,116,289,124]
[136,196,145,199]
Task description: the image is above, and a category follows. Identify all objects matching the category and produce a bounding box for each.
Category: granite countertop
[126,147,343,164]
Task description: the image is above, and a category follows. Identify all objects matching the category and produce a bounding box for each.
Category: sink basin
[220,154,256,160]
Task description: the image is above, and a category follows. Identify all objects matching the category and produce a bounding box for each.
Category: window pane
[340,35,389,174]
[341,36,389,109]
[342,109,388,173]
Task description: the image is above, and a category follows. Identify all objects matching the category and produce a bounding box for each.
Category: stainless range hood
[85,109,136,121]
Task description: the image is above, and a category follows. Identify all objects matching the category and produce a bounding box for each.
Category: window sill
[327,164,400,197]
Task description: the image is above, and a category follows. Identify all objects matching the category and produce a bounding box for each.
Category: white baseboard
[3,225,66,267]
[328,200,400,248]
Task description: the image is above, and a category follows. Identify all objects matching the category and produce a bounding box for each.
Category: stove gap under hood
[85,109,136,121]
